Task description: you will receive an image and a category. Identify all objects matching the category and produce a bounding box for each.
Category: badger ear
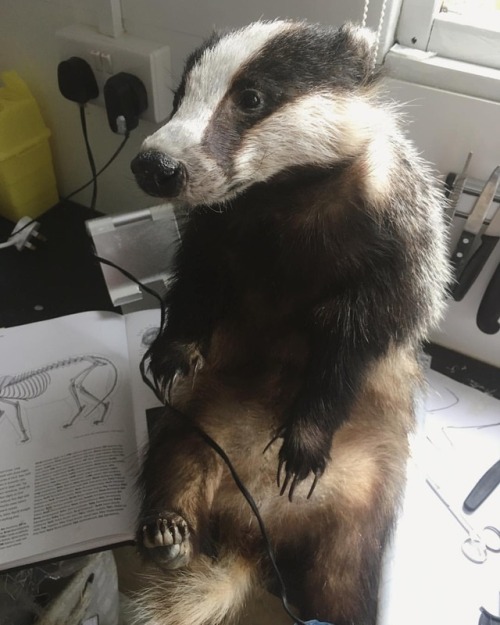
[337,23,378,84]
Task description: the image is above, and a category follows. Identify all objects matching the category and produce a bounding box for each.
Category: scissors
[426,476,500,564]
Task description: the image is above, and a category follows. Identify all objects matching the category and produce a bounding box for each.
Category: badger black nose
[131,150,185,198]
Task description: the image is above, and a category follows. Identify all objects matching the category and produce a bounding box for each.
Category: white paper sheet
[379,369,500,625]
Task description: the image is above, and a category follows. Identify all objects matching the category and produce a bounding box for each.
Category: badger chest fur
[131,20,449,625]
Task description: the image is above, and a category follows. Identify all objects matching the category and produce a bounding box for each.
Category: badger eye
[237,89,263,111]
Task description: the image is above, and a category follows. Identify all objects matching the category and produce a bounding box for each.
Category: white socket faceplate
[56,24,172,124]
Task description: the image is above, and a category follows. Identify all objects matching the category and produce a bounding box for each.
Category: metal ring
[461,537,487,563]
[483,526,500,553]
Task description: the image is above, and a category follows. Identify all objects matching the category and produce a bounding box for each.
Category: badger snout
[131,150,185,198]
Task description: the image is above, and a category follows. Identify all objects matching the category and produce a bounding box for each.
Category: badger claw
[278,467,322,501]
[275,422,329,501]
[307,471,320,499]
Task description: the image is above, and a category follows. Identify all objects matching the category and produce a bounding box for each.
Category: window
[384,0,500,102]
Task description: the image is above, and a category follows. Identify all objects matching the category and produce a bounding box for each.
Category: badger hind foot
[140,512,192,569]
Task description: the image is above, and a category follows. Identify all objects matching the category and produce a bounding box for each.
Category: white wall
[1,0,499,365]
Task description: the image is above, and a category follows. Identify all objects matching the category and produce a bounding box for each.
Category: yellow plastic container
[0,71,58,222]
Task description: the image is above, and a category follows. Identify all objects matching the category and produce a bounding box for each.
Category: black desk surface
[1,202,498,396]
[0,202,117,328]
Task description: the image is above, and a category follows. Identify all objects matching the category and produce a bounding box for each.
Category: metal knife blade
[451,205,500,301]
[451,165,500,278]
[483,202,500,237]
[446,151,473,220]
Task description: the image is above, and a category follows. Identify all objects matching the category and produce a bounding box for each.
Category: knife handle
[463,459,500,513]
[450,229,476,276]
[477,262,500,334]
[451,236,498,301]
[479,607,500,625]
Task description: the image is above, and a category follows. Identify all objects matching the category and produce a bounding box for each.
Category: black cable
[93,255,166,329]
[92,254,308,625]
[92,255,167,399]
[64,132,130,203]
[3,101,129,247]
[79,104,98,211]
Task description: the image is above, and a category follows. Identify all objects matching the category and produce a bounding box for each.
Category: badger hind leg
[130,552,258,625]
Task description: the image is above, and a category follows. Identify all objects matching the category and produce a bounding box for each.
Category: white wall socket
[56,24,172,124]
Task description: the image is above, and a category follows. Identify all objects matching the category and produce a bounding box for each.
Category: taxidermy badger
[130,20,449,625]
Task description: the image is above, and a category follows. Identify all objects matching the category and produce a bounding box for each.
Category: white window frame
[382,0,500,103]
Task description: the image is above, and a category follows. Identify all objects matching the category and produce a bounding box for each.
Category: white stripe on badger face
[176,20,293,132]
[232,92,396,203]
[141,21,295,205]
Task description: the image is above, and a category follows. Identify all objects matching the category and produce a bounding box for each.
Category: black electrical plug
[104,72,148,134]
[57,57,99,104]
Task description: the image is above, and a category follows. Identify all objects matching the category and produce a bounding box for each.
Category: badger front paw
[139,512,192,569]
[277,421,331,501]
[149,341,204,400]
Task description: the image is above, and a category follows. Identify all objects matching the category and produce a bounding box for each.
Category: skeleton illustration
[0,356,118,443]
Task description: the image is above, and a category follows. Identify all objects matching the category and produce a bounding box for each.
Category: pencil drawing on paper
[0,356,118,443]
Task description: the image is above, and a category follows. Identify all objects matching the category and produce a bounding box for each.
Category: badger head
[131,21,380,207]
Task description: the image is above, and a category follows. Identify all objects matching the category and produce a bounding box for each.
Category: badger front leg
[278,290,395,498]
[147,261,218,397]
[278,335,361,498]
[138,407,222,569]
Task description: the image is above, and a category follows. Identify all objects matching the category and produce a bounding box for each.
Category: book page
[123,308,164,459]
[0,311,140,570]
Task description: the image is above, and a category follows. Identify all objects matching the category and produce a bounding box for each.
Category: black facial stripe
[237,23,377,98]
[202,77,284,175]
[199,35,290,174]
[202,98,245,178]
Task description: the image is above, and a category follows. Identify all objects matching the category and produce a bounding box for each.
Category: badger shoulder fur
[130,20,450,625]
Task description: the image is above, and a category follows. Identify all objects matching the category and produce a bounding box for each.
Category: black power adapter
[57,57,99,104]
[104,72,148,134]
[58,58,147,134]
[55,59,145,211]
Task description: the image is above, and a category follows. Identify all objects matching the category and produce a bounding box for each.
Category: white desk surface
[379,370,500,625]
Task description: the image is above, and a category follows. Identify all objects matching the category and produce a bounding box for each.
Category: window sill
[384,44,500,104]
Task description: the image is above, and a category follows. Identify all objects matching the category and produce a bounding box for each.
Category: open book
[0,309,162,571]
